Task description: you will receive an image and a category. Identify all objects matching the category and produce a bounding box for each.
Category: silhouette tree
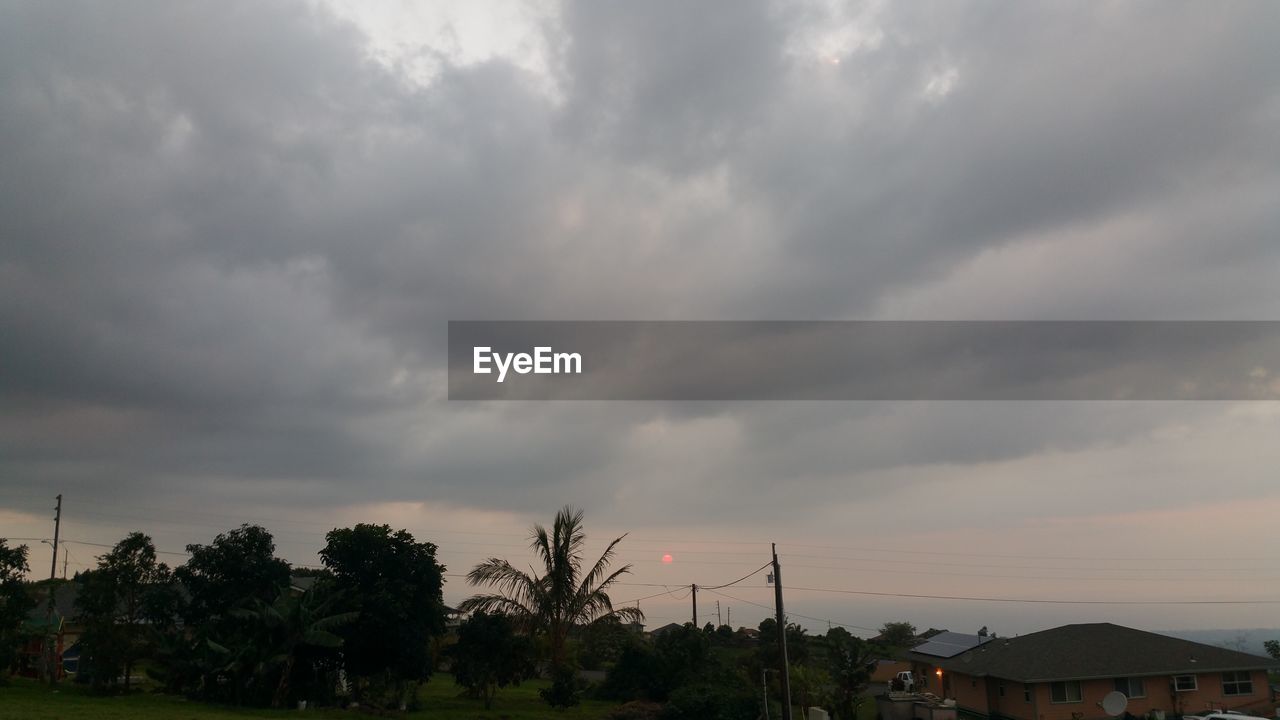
[321,523,446,708]
[0,540,34,681]
[460,505,643,671]
[76,533,172,691]
[229,583,357,708]
[449,611,535,709]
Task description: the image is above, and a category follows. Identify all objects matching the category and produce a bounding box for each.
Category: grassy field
[0,676,620,720]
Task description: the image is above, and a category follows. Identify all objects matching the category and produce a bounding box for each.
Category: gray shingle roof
[913,631,994,658]
[905,623,1280,682]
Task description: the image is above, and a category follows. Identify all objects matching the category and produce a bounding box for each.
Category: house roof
[912,631,994,658]
[648,622,686,636]
[906,623,1280,683]
[21,582,79,632]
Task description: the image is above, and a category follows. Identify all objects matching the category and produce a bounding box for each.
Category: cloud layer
[2,0,1278,632]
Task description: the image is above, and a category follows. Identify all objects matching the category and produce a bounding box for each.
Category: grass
[0,675,620,720]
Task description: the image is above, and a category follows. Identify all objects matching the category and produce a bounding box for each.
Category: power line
[776,542,1275,563]
[778,561,1280,583]
[778,552,1278,574]
[702,587,876,633]
[783,585,1280,605]
[700,562,773,590]
[60,539,191,557]
[9,490,1274,564]
[617,586,692,606]
[36,538,1280,608]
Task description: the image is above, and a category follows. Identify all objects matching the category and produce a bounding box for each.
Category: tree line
[2,506,919,718]
[2,523,445,710]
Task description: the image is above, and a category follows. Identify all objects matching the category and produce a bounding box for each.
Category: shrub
[661,682,758,720]
[540,664,582,709]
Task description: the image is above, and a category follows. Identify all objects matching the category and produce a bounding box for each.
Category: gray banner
[447,321,1280,400]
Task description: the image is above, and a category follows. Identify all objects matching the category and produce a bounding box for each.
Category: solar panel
[912,632,992,658]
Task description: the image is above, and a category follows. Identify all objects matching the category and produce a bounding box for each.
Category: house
[873,629,969,684]
[16,581,81,679]
[903,623,1280,720]
[648,622,686,638]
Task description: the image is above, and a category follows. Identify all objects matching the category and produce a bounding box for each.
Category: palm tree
[224,584,358,708]
[459,506,643,669]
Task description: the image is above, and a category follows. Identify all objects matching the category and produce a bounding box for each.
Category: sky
[2,0,1279,638]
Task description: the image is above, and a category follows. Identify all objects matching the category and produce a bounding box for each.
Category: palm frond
[577,534,626,599]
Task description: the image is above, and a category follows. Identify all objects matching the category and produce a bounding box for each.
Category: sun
[661,553,673,564]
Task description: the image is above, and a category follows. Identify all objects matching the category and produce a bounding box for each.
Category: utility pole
[44,494,63,685]
[716,600,722,627]
[50,494,62,581]
[62,548,68,579]
[691,584,698,626]
[772,543,792,720]
[727,606,731,628]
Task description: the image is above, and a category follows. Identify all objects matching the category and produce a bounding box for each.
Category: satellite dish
[1101,691,1129,717]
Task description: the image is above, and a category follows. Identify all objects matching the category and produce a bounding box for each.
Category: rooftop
[905,623,1280,682]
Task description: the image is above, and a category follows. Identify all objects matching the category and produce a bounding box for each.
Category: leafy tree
[581,614,637,670]
[175,524,290,628]
[599,642,665,701]
[1265,639,1279,660]
[171,525,291,704]
[460,506,643,673]
[758,617,810,668]
[0,540,35,682]
[826,627,880,720]
[790,664,833,717]
[75,533,172,691]
[600,623,758,718]
[877,621,917,649]
[449,611,535,709]
[321,524,446,708]
[600,624,712,703]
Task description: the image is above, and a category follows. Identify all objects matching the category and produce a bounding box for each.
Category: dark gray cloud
[2,0,1279,631]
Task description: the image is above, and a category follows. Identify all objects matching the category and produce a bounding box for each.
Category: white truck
[893,671,916,692]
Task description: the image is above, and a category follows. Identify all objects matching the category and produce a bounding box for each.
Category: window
[1173,675,1198,692]
[1050,681,1082,703]
[1024,684,1033,703]
[1221,672,1253,696]
[999,683,1006,697]
[1114,677,1146,698]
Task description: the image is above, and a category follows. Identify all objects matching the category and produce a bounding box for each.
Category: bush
[598,643,664,701]
[661,682,759,720]
[540,664,582,709]
[599,624,712,703]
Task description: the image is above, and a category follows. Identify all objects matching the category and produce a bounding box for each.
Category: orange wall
[1025,670,1274,720]
[919,667,1275,720]
[948,670,993,714]
[874,660,911,683]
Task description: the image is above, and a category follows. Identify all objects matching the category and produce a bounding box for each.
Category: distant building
[904,623,1280,720]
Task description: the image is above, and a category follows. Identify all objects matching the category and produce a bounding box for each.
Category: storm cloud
[2,0,1278,633]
